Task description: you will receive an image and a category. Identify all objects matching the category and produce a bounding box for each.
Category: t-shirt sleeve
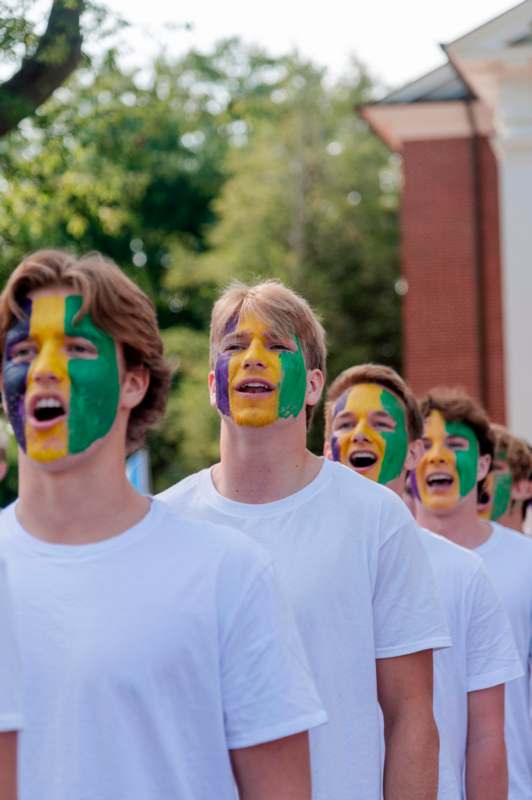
[374,522,451,659]
[219,558,327,749]
[0,561,23,731]
[466,563,524,692]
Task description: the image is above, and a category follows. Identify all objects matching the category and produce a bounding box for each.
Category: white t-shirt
[0,499,326,800]
[475,522,532,800]
[0,558,23,733]
[159,459,451,800]
[419,529,522,799]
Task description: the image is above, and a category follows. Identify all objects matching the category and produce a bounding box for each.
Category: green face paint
[279,339,307,419]
[65,295,120,453]
[446,419,479,498]
[490,471,512,520]
[378,389,409,484]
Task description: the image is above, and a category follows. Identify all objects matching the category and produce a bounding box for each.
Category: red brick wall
[400,136,504,420]
[479,139,505,423]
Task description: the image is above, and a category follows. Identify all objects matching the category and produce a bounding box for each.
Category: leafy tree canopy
[0,36,401,493]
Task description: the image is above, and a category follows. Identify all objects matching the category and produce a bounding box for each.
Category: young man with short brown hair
[160,280,451,800]
[415,387,532,800]
[0,251,325,800]
[325,364,522,800]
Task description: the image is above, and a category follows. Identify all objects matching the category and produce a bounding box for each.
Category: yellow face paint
[415,410,479,510]
[215,312,307,428]
[330,383,408,484]
[25,295,70,462]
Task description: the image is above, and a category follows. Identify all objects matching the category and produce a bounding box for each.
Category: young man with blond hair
[415,388,532,800]
[0,251,327,800]
[325,363,522,800]
[160,279,451,800]
[478,424,532,532]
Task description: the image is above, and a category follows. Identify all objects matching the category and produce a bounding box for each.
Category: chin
[22,437,107,474]
[234,411,277,428]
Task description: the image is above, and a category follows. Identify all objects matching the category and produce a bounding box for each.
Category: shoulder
[420,528,484,574]
[157,470,205,509]
[493,522,532,551]
[151,499,272,571]
[323,461,414,535]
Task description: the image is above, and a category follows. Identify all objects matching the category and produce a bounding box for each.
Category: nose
[351,417,372,443]
[243,337,267,370]
[30,340,65,385]
[427,441,449,464]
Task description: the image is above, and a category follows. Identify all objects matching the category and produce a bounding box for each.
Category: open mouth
[235,380,275,395]
[29,396,67,425]
[349,451,378,470]
[426,472,454,489]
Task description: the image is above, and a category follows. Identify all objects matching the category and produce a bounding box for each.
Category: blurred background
[0,0,528,497]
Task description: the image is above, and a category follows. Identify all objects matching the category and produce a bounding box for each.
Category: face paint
[416,410,479,511]
[2,293,120,463]
[478,452,512,520]
[330,383,408,484]
[214,313,307,427]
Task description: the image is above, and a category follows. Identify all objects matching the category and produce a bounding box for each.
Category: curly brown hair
[490,424,532,484]
[0,249,172,453]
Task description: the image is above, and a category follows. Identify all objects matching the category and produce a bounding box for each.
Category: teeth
[36,398,62,409]
[242,383,269,389]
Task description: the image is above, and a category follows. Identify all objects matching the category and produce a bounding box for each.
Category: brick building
[361,0,532,441]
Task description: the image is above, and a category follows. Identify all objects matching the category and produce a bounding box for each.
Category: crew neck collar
[474,522,500,555]
[3,498,159,560]
[197,457,333,518]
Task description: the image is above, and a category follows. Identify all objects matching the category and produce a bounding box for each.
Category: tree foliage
[0,37,401,492]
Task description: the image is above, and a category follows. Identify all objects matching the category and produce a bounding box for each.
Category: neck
[16,437,149,545]
[415,491,492,549]
[213,417,322,503]
[498,501,524,533]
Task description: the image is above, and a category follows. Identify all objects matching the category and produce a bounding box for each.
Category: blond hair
[0,249,172,452]
[324,363,422,442]
[210,279,326,425]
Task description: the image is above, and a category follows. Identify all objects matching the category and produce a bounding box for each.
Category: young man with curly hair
[0,251,326,800]
[478,424,532,532]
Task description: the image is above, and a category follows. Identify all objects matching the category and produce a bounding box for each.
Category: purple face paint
[215,352,231,416]
[329,391,348,461]
[331,434,341,462]
[408,470,421,501]
[333,391,348,418]
[3,299,32,450]
[215,312,239,417]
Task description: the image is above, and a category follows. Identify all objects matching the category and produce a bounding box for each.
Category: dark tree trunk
[0,0,84,137]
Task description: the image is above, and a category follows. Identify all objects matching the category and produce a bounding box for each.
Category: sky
[103,0,518,89]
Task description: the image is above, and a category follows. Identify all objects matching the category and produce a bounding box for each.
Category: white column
[495,72,532,441]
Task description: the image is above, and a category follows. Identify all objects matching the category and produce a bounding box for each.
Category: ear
[405,438,424,471]
[477,453,491,482]
[207,370,219,410]
[120,366,150,411]
[324,439,333,460]
[306,369,324,408]
[511,478,532,502]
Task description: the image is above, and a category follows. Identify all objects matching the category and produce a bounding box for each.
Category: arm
[377,649,438,800]
[230,731,311,800]
[0,731,17,800]
[466,685,507,800]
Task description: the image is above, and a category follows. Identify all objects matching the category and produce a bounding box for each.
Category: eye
[270,343,291,351]
[422,438,432,451]
[66,340,97,358]
[447,437,468,451]
[8,342,36,363]
[224,343,245,352]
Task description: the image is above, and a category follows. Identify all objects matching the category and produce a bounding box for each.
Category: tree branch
[0,0,85,137]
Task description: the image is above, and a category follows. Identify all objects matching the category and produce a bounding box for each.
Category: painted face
[2,293,120,463]
[214,312,307,427]
[330,383,408,484]
[478,451,512,520]
[415,410,479,511]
